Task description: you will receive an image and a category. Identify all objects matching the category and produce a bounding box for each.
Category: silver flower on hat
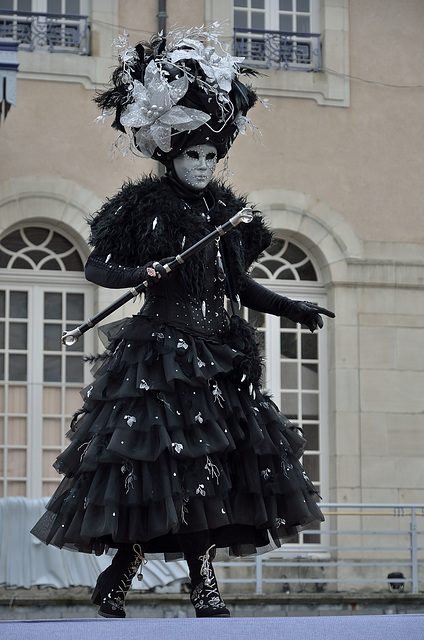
[120,60,210,157]
[170,38,244,94]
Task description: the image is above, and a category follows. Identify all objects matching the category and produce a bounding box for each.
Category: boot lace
[116,543,147,600]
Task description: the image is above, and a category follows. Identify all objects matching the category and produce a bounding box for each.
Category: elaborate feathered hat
[95,24,259,163]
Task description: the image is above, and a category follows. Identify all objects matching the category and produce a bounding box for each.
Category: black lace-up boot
[91,543,146,618]
[189,545,230,618]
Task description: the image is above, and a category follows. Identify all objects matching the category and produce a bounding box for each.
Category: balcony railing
[234,27,321,71]
[214,503,424,595]
[0,10,89,55]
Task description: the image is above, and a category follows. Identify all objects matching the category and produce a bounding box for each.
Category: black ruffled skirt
[31,314,324,558]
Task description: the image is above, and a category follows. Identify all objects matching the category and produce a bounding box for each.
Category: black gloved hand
[238,279,335,333]
[140,258,173,287]
[283,299,335,332]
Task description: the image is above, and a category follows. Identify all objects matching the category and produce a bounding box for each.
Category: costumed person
[31,25,335,619]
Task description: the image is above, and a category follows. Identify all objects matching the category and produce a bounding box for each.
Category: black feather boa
[87,175,272,301]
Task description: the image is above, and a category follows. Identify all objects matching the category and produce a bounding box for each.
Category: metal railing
[0,10,89,55]
[215,503,424,594]
[234,27,321,71]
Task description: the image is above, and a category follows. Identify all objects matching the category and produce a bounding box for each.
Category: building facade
[1,0,424,583]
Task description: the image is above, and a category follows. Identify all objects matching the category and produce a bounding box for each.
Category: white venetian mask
[173,143,218,191]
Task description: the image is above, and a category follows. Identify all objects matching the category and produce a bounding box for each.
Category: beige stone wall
[1,0,424,514]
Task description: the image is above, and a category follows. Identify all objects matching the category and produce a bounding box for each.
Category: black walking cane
[62,207,253,346]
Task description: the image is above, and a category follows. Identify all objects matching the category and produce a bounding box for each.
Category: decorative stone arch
[0,175,103,256]
[249,187,363,286]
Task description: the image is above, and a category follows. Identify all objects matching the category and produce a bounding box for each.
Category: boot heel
[91,565,112,606]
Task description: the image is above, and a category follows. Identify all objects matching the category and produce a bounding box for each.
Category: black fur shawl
[87,176,272,300]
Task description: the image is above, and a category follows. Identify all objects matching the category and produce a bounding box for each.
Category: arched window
[245,237,328,545]
[0,226,84,271]
[0,225,93,498]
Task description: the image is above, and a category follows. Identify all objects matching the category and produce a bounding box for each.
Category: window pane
[1,230,25,252]
[0,251,9,268]
[18,0,31,11]
[7,448,26,476]
[297,261,317,281]
[24,228,50,245]
[0,1,14,11]
[302,392,318,418]
[25,250,47,265]
[234,0,248,6]
[9,386,27,413]
[251,0,264,8]
[301,333,317,359]
[44,324,62,351]
[281,362,297,389]
[251,12,265,29]
[302,363,318,389]
[8,481,27,496]
[66,293,84,321]
[47,233,73,254]
[303,423,319,450]
[303,454,320,482]
[10,292,28,318]
[0,291,4,316]
[281,333,297,359]
[40,259,61,271]
[44,293,62,319]
[0,354,4,381]
[285,243,307,264]
[62,252,84,271]
[297,15,310,33]
[43,418,62,446]
[9,354,27,381]
[280,0,292,10]
[48,0,62,13]
[281,392,298,419]
[298,0,310,12]
[8,418,27,445]
[44,355,61,382]
[12,257,32,270]
[234,10,248,28]
[251,265,269,278]
[0,323,4,349]
[65,324,84,352]
[248,309,265,328]
[9,323,27,350]
[280,15,293,31]
[280,316,296,330]
[66,356,84,383]
[66,0,80,13]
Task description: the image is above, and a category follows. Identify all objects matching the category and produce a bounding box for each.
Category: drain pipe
[157,0,167,36]
[157,0,167,177]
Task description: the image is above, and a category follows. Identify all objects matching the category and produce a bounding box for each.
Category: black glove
[238,278,335,332]
[141,258,172,287]
[281,299,335,332]
[85,253,174,289]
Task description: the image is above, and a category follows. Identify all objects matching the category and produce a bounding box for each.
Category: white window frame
[207,0,350,107]
[10,1,89,15]
[11,0,116,89]
[234,0,320,33]
[0,271,94,498]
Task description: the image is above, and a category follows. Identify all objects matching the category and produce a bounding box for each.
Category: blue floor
[1,615,424,640]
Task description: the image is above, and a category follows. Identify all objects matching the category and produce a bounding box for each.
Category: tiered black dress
[31,177,323,559]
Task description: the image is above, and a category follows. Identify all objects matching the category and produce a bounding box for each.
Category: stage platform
[1,615,424,640]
